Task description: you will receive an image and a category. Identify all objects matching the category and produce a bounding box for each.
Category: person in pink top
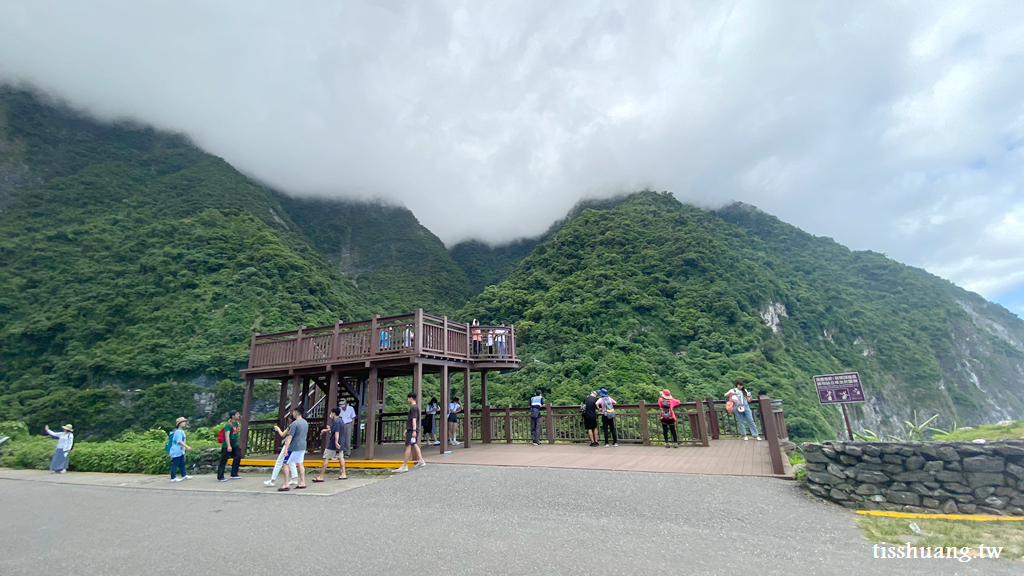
[657,389,682,448]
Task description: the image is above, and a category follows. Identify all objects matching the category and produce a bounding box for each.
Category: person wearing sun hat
[657,389,683,448]
[169,417,193,482]
[44,423,74,473]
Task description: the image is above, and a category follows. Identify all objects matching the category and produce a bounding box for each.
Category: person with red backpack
[658,389,682,448]
[216,410,242,482]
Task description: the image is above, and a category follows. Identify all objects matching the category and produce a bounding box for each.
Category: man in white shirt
[338,398,356,458]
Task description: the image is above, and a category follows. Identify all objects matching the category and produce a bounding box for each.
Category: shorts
[583,416,598,430]
[405,430,419,446]
[447,414,458,423]
[284,450,306,465]
[422,415,434,433]
[323,448,343,460]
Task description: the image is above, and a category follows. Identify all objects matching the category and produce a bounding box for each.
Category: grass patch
[931,421,1024,442]
[857,515,1024,561]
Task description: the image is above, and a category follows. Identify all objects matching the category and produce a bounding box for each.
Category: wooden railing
[703,398,788,441]
[245,418,328,455]
[247,310,517,370]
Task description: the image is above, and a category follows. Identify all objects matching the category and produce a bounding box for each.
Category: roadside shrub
[0,421,29,440]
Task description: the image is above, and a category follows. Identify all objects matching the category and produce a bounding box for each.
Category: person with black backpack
[581,391,600,446]
[530,391,544,445]
[658,389,682,448]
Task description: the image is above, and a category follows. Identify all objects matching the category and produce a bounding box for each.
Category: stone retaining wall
[802,440,1024,515]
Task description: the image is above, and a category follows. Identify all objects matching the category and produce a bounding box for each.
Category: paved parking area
[0,465,1018,575]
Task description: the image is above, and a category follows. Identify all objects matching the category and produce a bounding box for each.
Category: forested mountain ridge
[2,87,1022,441]
[459,192,1024,438]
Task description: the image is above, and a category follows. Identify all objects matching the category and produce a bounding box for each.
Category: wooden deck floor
[326,438,792,478]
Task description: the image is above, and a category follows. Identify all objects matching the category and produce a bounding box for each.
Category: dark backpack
[659,399,675,422]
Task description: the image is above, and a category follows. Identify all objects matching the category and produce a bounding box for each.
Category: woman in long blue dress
[44,424,74,473]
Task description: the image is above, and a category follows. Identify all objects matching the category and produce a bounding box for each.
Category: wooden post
[293,326,305,364]
[504,405,512,443]
[705,396,720,440]
[239,376,254,456]
[841,403,853,441]
[414,362,423,415]
[276,378,289,450]
[289,376,300,415]
[414,308,423,355]
[480,371,490,443]
[694,398,710,447]
[440,365,449,453]
[327,371,339,417]
[376,378,386,445]
[371,314,380,356]
[545,403,555,444]
[300,377,310,416]
[462,367,471,448]
[364,368,378,460]
[442,315,449,355]
[331,320,341,360]
[758,395,785,475]
[639,400,650,445]
[248,332,258,367]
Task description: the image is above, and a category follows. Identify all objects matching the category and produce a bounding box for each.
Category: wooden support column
[706,396,720,440]
[413,362,423,415]
[504,405,512,443]
[289,375,300,415]
[327,371,339,417]
[376,378,386,445]
[758,395,785,475]
[545,403,555,444]
[371,314,380,356]
[364,368,378,460]
[276,378,289,450]
[239,376,254,456]
[439,365,449,454]
[639,400,650,445]
[480,371,490,443]
[414,309,423,355]
[300,377,310,415]
[694,398,710,447]
[462,367,471,448]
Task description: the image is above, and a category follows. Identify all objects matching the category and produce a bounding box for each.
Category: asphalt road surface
[1,465,1018,576]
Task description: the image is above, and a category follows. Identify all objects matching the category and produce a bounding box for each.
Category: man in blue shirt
[530,391,544,445]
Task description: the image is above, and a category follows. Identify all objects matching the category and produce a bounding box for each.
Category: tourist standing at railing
[424,397,441,445]
[581,391,600,447]
[725,381,762,441]
[658,390,682,448]
[396,393,426,473]
[43,423,74,474]
[471,319,482,355]
[313,407,347,482]
[264,416,298,488]
[279,407,308,491]
[486,329,495,356]
[530,391,544,445]
[447,397,462,445]
[597,388,618,447]
[495,323,508,358]
[338,398,356,458]
[217,410,242,481]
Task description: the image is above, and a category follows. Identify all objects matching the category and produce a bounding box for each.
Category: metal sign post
[813,372,865,441]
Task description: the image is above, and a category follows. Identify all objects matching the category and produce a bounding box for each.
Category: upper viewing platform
[241,309,519,378]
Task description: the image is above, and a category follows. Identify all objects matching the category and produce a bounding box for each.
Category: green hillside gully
[1,87,1022,444]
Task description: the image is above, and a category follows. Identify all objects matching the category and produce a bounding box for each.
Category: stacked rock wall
[802,440,1024,515]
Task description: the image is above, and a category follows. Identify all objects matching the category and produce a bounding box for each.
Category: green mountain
[0,88,368,435]
[3,87,1022,442]
[275,195,474,315]
[459,192,1024,439]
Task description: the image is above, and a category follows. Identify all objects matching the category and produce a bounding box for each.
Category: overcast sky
[1,1,1022,315]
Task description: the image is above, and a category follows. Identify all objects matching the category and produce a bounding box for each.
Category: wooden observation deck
[237,309,520,460]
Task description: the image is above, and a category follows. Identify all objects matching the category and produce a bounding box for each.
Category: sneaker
[184,475,193,480]
[673,443,680,448]
[665,444,671,449]
[289,479,298,485]
[744,436,749,441]
[604,444,610,447]
[218,478,228,482]
[395,464,409,473]
[612,443,618,447]
[756,436,763,441]
[263,480,275,487]
[414,461,426,468]
[171,478,182,482]
[433,441,441,446]
[229,475,242,480]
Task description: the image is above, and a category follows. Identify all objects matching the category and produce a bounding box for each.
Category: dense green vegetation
[931,421,1024,442]
[459,192,1024,439]
[2,87,1022,443]
[0,88,365,437]
[277,195,474,315]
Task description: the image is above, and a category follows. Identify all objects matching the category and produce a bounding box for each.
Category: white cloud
[0,1,1022,300]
